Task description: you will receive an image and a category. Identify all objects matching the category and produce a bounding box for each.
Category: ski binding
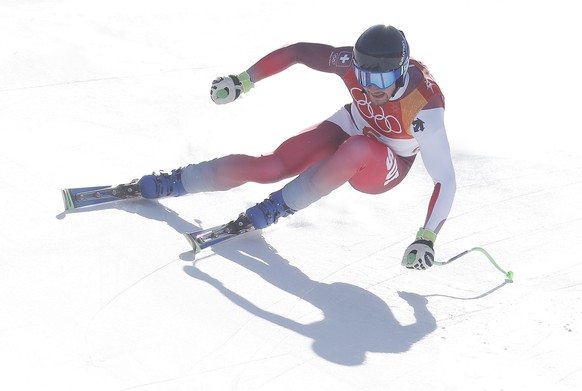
[62,180,142,210]
[184,214,254,253]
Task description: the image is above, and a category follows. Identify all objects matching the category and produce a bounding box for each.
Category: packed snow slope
[1,1,581,390]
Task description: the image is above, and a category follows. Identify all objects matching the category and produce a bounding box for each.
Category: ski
[61,180,142,210]
[184,214,254,253]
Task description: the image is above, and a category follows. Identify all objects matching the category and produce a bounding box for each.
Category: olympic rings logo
[351,87,403,135]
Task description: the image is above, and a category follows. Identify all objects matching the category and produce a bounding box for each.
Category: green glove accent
[416,227,437,243]
[237,71,254,93]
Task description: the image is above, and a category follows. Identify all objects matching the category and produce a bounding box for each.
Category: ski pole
[434,247,514,282]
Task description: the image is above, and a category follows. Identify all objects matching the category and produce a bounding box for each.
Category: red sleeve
[246,43,352,83]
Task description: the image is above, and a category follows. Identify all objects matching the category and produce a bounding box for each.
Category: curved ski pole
[434,247,514,282]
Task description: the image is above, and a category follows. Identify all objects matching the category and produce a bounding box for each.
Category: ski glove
[401,228,437,270]
[210,71,254,105]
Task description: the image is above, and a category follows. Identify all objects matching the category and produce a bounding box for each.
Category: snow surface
[1,1,581,390]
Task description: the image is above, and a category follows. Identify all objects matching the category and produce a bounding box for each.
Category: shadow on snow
[183,233,437,366]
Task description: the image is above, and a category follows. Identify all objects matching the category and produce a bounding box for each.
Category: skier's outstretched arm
[210,42,348,104]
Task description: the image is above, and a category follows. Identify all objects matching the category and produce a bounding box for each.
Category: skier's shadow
[183,233,437,366]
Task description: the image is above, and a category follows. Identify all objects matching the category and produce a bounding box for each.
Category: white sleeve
[411,107,456,233]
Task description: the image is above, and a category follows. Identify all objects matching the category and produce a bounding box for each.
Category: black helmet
[353,25,410,72]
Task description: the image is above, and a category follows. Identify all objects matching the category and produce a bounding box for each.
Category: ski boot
[138,168,186,199]
[245,189,296,229]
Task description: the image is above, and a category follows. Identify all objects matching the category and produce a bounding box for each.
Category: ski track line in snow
[84,258,180,367]
[476,215,582,250]
[0,66,211,93]
[190,254,322,365]
[453,163,582,220]
[313,237,409,285]
[180,259,293,375]
[112,256,292,391]
[560,367,582,384]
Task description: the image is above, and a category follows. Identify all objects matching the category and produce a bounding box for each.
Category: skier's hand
[401,228,437,270]
[210,71,253,105]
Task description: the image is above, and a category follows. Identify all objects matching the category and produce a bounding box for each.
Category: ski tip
[61,189,76,210]
[183,232,202,253]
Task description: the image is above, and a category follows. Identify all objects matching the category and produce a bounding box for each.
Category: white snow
[1,1,581,390]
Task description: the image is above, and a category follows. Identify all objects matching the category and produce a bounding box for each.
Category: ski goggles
[353,64,407,89]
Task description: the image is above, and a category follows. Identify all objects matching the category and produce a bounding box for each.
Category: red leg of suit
[281,134,415,211]
[206,121,349,190]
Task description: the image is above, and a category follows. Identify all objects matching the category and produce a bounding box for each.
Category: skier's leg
[139,121,348,199]
[284,135,414,208]
[245,136,415,228]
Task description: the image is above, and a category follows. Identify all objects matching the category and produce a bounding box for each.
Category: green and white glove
[210,71,254,105]
[401,228,437,270]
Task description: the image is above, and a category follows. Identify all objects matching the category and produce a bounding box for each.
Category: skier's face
[364,84,397,106]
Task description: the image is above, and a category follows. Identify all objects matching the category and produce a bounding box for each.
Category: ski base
[62,180,142,210]
[184,214,254,253]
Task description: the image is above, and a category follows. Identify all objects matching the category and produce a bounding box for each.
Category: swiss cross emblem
[339,53,351,64]
[331,51,352,67]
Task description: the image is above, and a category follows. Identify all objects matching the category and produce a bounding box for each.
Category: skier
[138,24,456,271]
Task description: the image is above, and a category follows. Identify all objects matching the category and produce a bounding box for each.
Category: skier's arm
[210,43,347,105]
[402,103,456,271]
[246,42,346,82]
[415,106,456,233]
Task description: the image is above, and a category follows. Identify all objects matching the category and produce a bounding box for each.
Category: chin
[371,97,389,106]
